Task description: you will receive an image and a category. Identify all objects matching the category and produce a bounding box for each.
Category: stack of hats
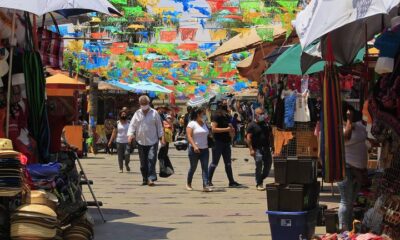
[63,213,94,240]
[0,139,23,197]
[10,204,58,239]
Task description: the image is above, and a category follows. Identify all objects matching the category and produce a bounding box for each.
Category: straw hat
[10,222,57,239]
[0,139,19,157]
[27,190,58,210]
[16,204,57,218]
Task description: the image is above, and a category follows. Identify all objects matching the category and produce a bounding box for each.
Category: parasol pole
[5,10,17,138]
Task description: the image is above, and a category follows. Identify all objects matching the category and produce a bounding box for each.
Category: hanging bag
[37,13,64,69]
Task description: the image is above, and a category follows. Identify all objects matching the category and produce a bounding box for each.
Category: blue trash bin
[266,208,318,240]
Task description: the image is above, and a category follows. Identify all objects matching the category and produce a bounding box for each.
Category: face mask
[257,114,265,122]
[141,105,149,111]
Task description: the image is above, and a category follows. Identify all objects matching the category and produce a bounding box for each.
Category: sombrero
[16,204,57,218]
[10,222,57,239]
[27,190,58,210]
[0,139,20,158]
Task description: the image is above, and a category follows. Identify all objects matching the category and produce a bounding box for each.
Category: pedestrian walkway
[81,147,338,240]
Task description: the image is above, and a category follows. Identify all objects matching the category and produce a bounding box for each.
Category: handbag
[37,13,64,69]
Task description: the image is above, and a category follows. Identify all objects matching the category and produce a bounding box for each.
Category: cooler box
[266,208,318,240]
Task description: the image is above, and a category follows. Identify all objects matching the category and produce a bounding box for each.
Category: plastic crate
[266,208,318,240]
[266,182,320,212]
[274,157,317,184]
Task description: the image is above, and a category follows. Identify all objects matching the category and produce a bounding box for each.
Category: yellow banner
[210,29,227,41]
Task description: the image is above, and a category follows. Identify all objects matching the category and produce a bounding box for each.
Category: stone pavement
[81,147,340,240]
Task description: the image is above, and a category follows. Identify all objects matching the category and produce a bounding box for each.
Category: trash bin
[266,208,318,240]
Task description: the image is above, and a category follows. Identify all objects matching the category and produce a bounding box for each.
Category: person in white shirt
[108,110,131,173]
[338,102,368,231]
[186,107,212,192]
[128,95,164,186]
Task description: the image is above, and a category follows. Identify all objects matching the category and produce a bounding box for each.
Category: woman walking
[186,107,212,192]
[108,110,131,173]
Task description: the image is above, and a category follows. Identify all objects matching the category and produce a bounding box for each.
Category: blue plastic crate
[266,208,318,240]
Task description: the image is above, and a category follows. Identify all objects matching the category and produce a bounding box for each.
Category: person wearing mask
[128,96,164,186]
[108,110,131,173]
[104,112,116,154]
[208,100,241,187]
[246,107,273,191]
[338,102,368,231]
[186,107,212,192]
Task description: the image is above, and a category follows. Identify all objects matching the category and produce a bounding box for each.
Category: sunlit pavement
[81,147,339,240]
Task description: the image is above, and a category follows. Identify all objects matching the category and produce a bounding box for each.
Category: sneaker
[256,185,266,191]
[126,166,131,172]
[203,186,213,192]
[148,180,155,187]
[119,170,123,173]
[142,180,148,186]
[186,184,193,191]
[208,182,214,187]
[229,182,242,188]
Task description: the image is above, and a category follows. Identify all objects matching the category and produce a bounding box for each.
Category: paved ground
[81,147,340,240]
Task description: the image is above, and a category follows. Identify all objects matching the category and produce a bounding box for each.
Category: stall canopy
[46,74,85,89]
[208,26,287,59]
[265,44,365,75]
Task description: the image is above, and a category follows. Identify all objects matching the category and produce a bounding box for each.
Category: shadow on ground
[94,222,175,240]
[89,208,139,222]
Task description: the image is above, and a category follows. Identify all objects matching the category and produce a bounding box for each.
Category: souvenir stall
[0,2,118,239]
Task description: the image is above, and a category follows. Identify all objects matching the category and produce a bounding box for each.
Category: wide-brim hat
[16,204,57,218]
[0,188,21,197]
[27,190,58,210]
[11,222,57,239]
[11,212,58,226]
[0,139,20,158]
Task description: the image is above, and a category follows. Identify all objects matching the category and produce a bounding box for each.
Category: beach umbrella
[129,81,172,94]
[294,0,398,64]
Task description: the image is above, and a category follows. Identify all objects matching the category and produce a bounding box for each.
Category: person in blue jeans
[338,103,368,230]
[186,107,212,192]
[208,100,241,187]
[246,107,273,191]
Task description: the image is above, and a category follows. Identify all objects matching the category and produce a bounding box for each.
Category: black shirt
[247,121,272,149]
[211,110,231,143]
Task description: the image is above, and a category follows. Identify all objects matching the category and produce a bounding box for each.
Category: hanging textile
[110,42,128,54]
[231,28,251,34]
[256,28,274,42]
[209,29,227,41]
[137,0,159,7]
[123,6,144,17]
[180,28,197,41]
[320,64,345,183]
[206,0,226,13]
[110,0,127,4]
[160,30,177,42]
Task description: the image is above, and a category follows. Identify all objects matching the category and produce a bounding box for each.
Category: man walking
[208,100,241,187]
[246,107,273,191]
[128,96,164,186]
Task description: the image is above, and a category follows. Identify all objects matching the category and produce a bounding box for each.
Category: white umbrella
[295,0,399,49]
[0,0,120,17]
[1,0,120,137]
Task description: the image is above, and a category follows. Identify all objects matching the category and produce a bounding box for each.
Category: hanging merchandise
[110,42,128,54]
[37,14,64,69]
[180,28,198,41]
[256,28,274,42]
[123,6,144,17]
[320,64,345,183]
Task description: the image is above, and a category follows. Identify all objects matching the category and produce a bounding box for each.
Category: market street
[82,147,339,240]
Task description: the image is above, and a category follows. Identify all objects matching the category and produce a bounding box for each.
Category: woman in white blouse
[186,107,212,192]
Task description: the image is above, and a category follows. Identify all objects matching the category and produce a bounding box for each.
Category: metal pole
[6,11,17,138]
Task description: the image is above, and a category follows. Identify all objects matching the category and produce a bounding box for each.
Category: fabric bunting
[180,28,198,41]
[110,0,127,4]
[256,28,274,41]
[137,0,159,7]
[231,28,251,34]
[123,6,144,17]
[160,30,177,42]
[276,0,298,11]
[193,6,211,16]
[209,29,227,41]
